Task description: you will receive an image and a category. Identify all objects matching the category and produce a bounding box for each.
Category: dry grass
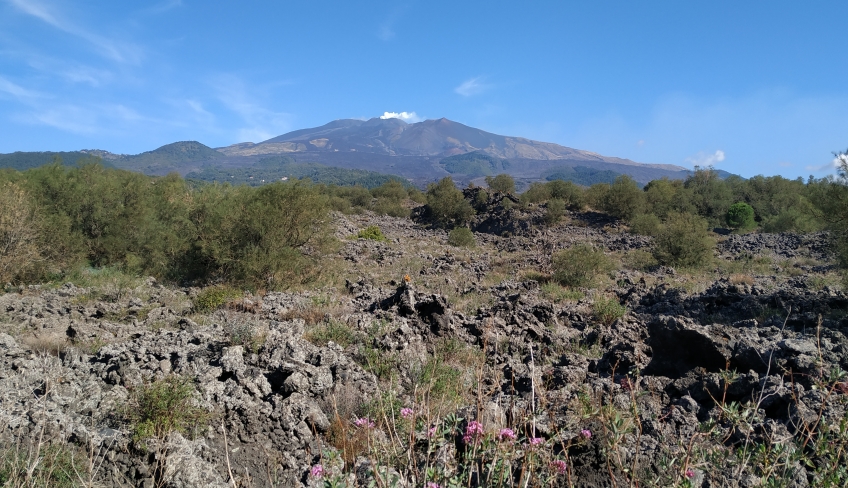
[729,273,754,285]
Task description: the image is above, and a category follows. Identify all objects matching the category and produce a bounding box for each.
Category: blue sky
[1,1,847,178]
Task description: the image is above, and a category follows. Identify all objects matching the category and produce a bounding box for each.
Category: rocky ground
[1,202,847,487]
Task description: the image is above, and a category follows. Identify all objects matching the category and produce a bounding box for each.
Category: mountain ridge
[217,117,688,172]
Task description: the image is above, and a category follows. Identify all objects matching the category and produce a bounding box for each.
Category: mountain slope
[217,117,687,172]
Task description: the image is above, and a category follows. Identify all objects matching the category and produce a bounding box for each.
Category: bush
[0,182,44,284]
[726,202,756,231]
[426,177,474,227]
[547,180,585,210]
[652,212,715,268]
[484,174,516,194]
[193,285,242,312]
[601,175,644,220]
[551,244,613,288]
[628,213,662,236]
[544,199,566,225]
[357,225,387,241]
[125,375,210,445]
[447,227,475,247]
[593,296,627,325]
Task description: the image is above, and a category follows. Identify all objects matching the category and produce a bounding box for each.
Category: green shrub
[193,285,242,312]
[726,202,756,231]
[593,296,627,325]
[551,244,613,288]
[484,173,516,194]
[0,443,83,488]
[125,375,210,446]
[541,282,584,302]
[520,182,551,205]
[652,212,716,268]
[371,198,410,217]
[426,177,474,227]
[447,227,475,247]
[304,320,358,347]
[628,213,662,236]
[548,180,585,210]
[544,199,566,225]
[357,225,387,241]
[601,175,644,220]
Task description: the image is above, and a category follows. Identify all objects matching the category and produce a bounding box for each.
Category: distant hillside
[440,151,510,177]
[113,141,224,173]
[185,156,409,189]
[543,165,622,186]
[0,151,109,171]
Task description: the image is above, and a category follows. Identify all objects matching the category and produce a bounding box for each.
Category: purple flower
[310,464,324,479]
[550,459,567,475]
[426,483,442,488]
[580,429,592,439]
[400,407,414,419]
[354,417,376,428]
[463,420,484,444]
[497,428,517,442]
[427,426,437,438]
[685,468,695,478]
[529,437,544,446]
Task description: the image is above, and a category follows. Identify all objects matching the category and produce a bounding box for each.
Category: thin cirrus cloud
[455,77,491,97]
[210,75,293,143]
[685,150,726,167]
[0,75,44,100]
[5,0,143,64]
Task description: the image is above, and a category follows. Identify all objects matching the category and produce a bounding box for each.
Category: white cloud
[380,111,421,122]
[685,149,725,167]
[455,77,490,97]
[0,75,44,100]
[806,153,847,173]
[6,0,142,64]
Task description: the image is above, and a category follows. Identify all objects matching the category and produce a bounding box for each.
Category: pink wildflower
[400,407,414,419]
[550,459,567,475]
[580,429,592,439]
[427,426,437,438]
[497,428,517,442]
[426,483,442,488]
[463,420,484,444]
[354,417,376,428]
[685,468,695,478]
[310,464,324,479]
[529,437,544,446]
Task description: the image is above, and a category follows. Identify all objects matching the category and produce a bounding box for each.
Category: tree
[601,175,644,221]
[0,182,43,283]
[485,174,516,194]
[426,177,474,227]
[653,212,715,268]
[726,202,756,231]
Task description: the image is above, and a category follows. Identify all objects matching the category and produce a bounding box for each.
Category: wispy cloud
[377,4,408,41]
[685,149,725,167]
[0,75,44,100]
[455,77,491,97]
[806,153,847,173]
[6,0,142,64]
[210,75,293,142]
[380,111,421,122]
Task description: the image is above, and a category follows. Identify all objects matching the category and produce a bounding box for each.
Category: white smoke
[380,111,421,122]
[685,150,726,167]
